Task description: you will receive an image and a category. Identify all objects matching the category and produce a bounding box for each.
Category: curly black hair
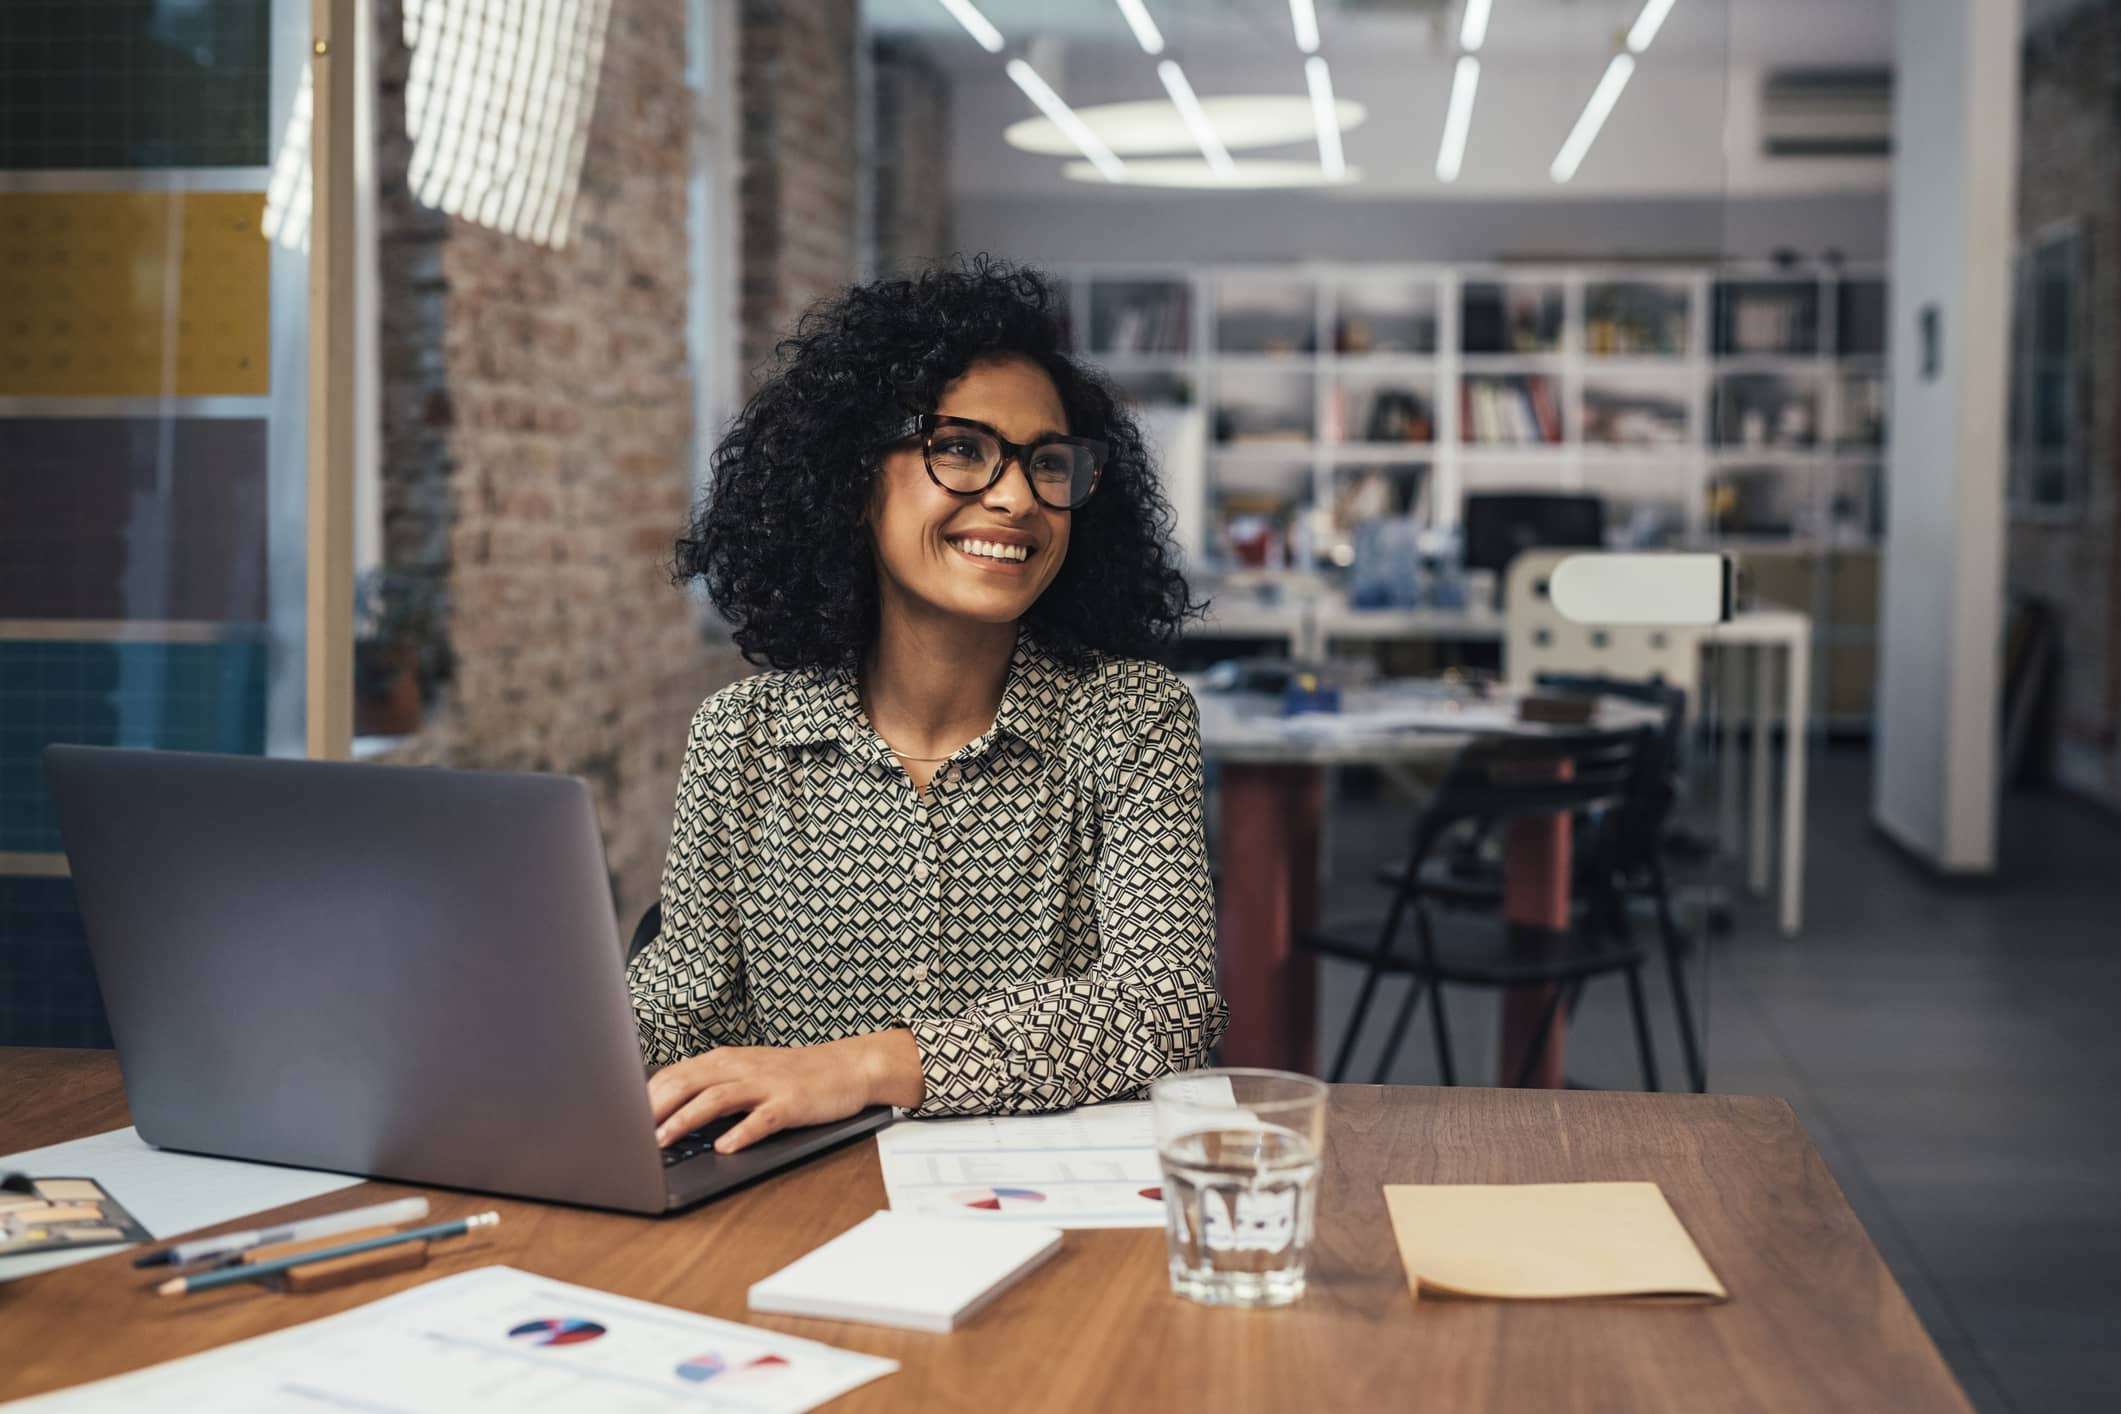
[678,256,1200,671]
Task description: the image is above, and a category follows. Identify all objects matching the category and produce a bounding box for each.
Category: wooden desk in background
[0,1048,1972,1412]
[1200,688,1666,1088]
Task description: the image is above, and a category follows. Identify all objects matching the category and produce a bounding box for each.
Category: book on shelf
[1462,375,1560,446]
[1103,295,1187,355]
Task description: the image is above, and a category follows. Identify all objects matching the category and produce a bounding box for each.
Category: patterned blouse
[627,631,1228,1116]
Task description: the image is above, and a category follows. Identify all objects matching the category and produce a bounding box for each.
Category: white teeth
[955,539,1028,562]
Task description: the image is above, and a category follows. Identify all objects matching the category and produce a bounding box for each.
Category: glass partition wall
[0,0,315,1044]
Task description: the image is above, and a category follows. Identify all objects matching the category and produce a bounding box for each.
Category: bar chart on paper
[10,1267,897,1414]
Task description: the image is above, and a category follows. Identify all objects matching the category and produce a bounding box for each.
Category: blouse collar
[771,627,1070,764]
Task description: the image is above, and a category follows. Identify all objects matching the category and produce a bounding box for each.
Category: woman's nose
[981,455,1039,514]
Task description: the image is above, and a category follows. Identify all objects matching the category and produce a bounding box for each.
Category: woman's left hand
[647,1031,922,1154]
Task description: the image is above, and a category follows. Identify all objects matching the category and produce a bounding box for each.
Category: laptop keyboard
[660,1114,741,1167]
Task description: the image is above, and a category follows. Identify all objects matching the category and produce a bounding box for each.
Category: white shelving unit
[1057,260,1886,557]
[1056,260,1889,729]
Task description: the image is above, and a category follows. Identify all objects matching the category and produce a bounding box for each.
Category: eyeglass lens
[927,425,1099,508]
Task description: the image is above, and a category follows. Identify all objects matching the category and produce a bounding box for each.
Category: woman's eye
[936,438,981,459]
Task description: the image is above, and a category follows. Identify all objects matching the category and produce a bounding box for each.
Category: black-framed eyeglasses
[896,413,1107,511]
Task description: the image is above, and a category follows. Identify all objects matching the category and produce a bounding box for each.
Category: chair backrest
[1504,548,1702,705]
[626,899,661,966]
[1403,726,1652,884]
[1533,673,1687,877]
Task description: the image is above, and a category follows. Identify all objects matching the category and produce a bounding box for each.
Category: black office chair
[1304,726,1662,1090]
[626,900,660,967]
[1551,677,1706,1093]
[1368,674,1708,1093]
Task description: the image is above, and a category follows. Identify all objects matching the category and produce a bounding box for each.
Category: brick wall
[374,0,740,929]
[2009,2,2121,805]
[371,0,950,926]
[737,0,860,381]
[873,40,955,275]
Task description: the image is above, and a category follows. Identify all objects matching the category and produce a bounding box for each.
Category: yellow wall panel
[0,191,270,398]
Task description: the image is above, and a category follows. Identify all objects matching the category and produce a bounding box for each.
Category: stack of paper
[749,1211,1061,1333]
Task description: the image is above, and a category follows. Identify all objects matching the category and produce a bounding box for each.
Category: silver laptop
[43,745,891,1215]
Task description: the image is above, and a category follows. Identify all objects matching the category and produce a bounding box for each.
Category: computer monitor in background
[1462,493,1607,608]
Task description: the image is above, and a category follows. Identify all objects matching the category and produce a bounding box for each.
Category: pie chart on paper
[506,1317,606,1347]
[951,1186,1048,1212]
[675,1352,791,1384]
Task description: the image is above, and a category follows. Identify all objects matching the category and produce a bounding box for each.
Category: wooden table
[1191,596,1815,937]
[1198,686,1657,1087]
[1,1048,1972,1412]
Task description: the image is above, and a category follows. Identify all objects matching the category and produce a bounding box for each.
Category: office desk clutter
[153,1210,500,1298]
[1194,665,1652,753]
[132,1194,430,1270]
[0,1052,1979,1410]
[0,1127,364,1284]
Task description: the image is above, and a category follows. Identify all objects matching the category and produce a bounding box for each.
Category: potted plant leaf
[354,569,449,738]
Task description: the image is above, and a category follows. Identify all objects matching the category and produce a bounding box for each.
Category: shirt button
[910,963,930,984]
[914,861,931,882]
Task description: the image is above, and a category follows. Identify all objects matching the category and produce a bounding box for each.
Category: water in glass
[1159,1123,1321,1306]
[1152,1069,1327,1308]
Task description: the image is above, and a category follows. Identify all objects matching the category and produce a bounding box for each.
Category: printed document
[10,1265,898,1412]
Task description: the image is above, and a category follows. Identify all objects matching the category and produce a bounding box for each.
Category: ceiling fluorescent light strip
[1551,52,1634,183]
[1626,0,1677,53]
[1289,0,1320,55]
[1436,55,1480,182]
[1158,62,1234,176]
[1304,57,1345,180]
[1116,0,1165,55]
[937,0,1003,53]
[1006,60,1127,182]
[1460,0,1492,52]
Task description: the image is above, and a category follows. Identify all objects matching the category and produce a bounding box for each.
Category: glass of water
[1150,1068,1328,1308]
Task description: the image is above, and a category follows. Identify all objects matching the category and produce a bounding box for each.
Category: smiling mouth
[948,536,1035,566]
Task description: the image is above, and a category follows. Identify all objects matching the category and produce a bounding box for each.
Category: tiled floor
[1305,749,2121,1414]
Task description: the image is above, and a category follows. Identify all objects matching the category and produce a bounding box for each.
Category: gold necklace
[859,686,957,763]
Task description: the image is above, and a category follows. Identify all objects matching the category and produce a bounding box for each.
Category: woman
[629,258,1226,1155]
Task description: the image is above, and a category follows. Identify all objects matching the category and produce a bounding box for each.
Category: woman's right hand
[646,1031,921,1153]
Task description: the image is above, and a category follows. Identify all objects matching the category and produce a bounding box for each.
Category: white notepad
[748,1210,1063,1333]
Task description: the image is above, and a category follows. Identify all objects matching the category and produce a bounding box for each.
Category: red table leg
[1214,763,1324,1073]
[1498,811,1572,1088]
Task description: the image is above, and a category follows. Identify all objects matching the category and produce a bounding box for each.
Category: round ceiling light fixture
[1060,158,1363,189]
[1006,94,1365,157]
